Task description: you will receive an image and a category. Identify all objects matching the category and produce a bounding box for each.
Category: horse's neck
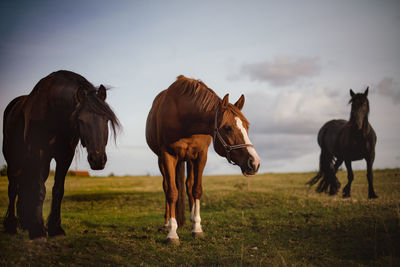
[179,98,220,136]
[348,116,370,137]
[186,107,218,136]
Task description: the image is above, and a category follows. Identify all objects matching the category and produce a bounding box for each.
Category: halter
[213,109,254,165]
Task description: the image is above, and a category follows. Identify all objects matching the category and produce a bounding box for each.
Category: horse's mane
[169,75,221,112]
[169,75,249,126]
[21,70,120,142]
[74,84,121,140]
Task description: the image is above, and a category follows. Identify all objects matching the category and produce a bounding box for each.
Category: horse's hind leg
[3,168,20,234]
[343,160,354,198]
[312,149,340,195]
[47,152,74,237]
[366,153,378,199]
[190,149,208,238]
[186,160,195,223]
[158,157,170,229]
[160,151,180,245]
[333,158,343,174]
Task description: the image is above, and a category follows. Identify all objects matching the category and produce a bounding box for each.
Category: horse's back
[3,95,28,164]
[22,70,96,141]
[146,89,167,156]
[25,70,87,119]
[3,95,28,137]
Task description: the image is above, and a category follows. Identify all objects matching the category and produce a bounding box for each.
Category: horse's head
[349,87,370,130]
[75,85,118,170]
[213,94,260,176]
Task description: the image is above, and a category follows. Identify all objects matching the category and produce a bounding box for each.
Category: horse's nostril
[247,158,254,169]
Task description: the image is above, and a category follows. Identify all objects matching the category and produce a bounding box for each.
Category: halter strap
[213,109,254,165]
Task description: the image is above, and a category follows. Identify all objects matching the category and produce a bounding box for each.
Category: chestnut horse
[146,75,260,245]
[3,70,120,240]
[308,88,377,198]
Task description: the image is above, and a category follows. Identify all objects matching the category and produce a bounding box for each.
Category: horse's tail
[175,161,185,227]
[307,149,341,195]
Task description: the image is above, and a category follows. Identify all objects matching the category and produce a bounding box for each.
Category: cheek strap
[213,110,254,165]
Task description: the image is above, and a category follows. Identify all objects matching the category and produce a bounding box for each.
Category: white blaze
[235,117,261,167]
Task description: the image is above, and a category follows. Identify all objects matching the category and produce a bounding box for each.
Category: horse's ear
[221,94,229,110]
[364,87,369,97]
[98,84,107,101]
[350,89,355,97]
[76,87,87,103]
[234,94,245,110]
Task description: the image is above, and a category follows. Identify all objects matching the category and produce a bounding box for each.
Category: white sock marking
[167,217,179,239]
[190,204,195,222]
[192,199,203,233]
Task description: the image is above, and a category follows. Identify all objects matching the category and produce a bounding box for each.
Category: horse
[308,87,377,199]
[2,70,120,240]
[146,75,260,245]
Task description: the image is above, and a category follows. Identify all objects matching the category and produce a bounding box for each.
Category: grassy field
[0,169,399,266]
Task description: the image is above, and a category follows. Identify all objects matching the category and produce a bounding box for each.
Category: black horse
[308,87,378,199]
[2,70,120,239]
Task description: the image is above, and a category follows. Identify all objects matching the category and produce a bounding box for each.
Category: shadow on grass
[299,217,400,265]
[63,191,163,203]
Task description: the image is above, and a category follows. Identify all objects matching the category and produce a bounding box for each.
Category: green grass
[0,169,399,266]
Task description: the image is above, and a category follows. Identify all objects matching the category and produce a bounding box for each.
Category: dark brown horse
[146,75,260,245]
[308,87,377,199]
[3,70,120,240]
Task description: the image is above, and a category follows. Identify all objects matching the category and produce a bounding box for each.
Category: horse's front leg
[366,153,378,199]
[23,149,50,240]
[191,149,208,238]
[47,152,74,237]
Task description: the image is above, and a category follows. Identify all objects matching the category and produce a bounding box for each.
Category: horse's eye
[223,125,232,132]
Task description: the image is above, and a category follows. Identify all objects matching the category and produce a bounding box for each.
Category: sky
[0,0,399,176]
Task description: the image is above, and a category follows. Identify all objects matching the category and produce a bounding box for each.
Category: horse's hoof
[3,217,18,234]
[31,237,47,244]
[48,228,66,238]
[342,193,350,198]
[49,233,66,239]
[166,237,180,246]
[5,228,18,235]
[192,232,204,239]
[368,194,378,199]
[4,224,18,234]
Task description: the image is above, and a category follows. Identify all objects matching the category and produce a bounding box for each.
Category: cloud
[375,76,400,104]
[252,133,316,160]
[244,87,347,136]
[241,56,321,86]
[236,87,350,172]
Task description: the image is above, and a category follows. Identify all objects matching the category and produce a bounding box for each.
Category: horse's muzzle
[88,152,107,170]
[241,156,260,176]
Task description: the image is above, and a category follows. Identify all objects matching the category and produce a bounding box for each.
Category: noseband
[213,109,254,165]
